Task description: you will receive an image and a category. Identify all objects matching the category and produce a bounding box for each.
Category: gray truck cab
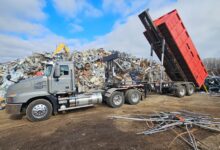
[6,61,103,121]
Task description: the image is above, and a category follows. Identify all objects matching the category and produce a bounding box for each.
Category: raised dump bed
[139,9,208,87]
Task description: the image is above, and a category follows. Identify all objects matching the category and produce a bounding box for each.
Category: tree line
[203,58,220,76]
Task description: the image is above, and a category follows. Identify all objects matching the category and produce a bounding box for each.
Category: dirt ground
[0,93,220,150]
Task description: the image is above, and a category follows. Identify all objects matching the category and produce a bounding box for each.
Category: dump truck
[138,9,208,88]
[5,9,204,122]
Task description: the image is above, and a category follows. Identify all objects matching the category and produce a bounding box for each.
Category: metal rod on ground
[111,115,178,122]
[111,111,220,149]
[137,121,184,135]
[195,138,210,150]
[170,128,195,149]
[193,123,220,132]
[168,129,197,147]
[186,124,198,150]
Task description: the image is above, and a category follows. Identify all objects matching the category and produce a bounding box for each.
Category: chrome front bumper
[6,104,22,114]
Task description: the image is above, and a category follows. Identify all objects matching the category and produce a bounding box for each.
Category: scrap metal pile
[111,110,220,150]
[0,53,52,110]
[0,48,169,109]
[205,76,220,96]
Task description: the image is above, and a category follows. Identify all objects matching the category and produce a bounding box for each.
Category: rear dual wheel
[125,89,141,105]
[106,91,124,108]
[175,86,186,98]
[106,89,141,108]
[175,84,195,97]
[186,84,194,96]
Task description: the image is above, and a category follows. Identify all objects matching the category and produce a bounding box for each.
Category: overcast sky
[0,0,219,62]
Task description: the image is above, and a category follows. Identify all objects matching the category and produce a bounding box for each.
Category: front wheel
[26,99,52,122]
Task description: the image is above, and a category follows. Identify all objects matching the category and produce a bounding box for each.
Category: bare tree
[203,58,220,76]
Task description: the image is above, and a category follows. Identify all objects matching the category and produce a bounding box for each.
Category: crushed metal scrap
[0,48,169,109]
[110,110,220,150]
[205,76,220,96]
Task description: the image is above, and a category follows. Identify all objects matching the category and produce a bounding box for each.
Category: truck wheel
[175,86,186,98]
[26,99,52,122]
[125,89,140,105]
[186,84,194,96]
[107,91,124,108]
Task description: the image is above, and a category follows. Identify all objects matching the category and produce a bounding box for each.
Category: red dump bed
[153,10,208,87]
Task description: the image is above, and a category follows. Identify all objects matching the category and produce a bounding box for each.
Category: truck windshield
[44,65,53,76]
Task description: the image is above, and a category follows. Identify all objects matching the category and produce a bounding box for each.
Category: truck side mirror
[54,64,61,78]
[6,74,11,81]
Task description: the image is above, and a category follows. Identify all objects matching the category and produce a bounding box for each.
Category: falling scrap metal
[111,110,220,150]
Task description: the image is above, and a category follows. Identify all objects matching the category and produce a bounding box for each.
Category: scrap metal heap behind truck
[5,9,207,122]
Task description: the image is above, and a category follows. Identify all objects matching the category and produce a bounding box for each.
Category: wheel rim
[32,104,48,119]
[189,87,194,94]
[113,95,123,106]
[179,88,185,96]
[131,93,139,103]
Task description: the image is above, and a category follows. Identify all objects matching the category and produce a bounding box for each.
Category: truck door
[51,65,72,93]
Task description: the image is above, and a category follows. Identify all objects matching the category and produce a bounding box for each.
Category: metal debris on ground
[0,48,169,109]
[111,110,220,150]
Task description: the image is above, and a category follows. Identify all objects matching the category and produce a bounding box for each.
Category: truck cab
[6,61,103,121]
[46,61,76,94]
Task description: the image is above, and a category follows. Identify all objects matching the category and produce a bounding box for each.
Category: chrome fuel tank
[69,92,102,106]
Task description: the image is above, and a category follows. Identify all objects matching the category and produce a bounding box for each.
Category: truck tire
[106,91,124,108]
[26,99,52,122]
[125,89,140,105]
[186,84,194,96]
[175,86,186,98]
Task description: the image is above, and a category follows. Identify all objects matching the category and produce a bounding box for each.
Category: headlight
[6,97,14,103]
[6,92,17,103]
[7,92,17,97]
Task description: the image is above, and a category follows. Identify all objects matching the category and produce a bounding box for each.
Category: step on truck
[5,9,204,122]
